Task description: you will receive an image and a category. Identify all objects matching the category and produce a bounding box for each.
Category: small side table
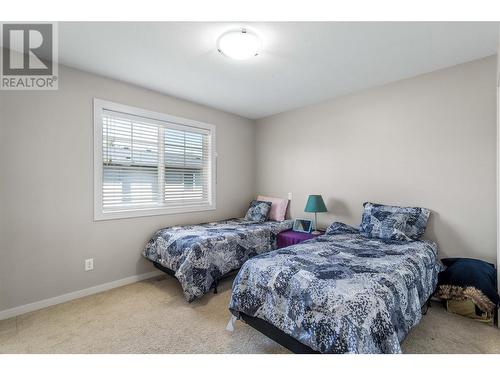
[277,230,324,249]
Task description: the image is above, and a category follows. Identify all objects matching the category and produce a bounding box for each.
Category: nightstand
[277,230,324,249]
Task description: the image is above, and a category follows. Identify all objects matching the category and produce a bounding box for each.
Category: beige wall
[0,64,256,311]
[256,56,497,264]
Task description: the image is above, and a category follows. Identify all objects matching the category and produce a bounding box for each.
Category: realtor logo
[1,23,58,90]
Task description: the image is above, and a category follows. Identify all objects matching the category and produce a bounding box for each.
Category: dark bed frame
[240,312,319,353]
[152,261,239,294]
[239,296,434,354]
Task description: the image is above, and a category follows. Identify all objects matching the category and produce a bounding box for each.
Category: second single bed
[229,220,441,354]
[143,217,292,302]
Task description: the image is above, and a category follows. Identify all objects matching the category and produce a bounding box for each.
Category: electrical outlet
[85,258,94,271]
[288,192,293,200]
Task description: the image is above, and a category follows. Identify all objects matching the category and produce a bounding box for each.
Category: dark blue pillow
[359,202,430,241]
[244,200,272,222]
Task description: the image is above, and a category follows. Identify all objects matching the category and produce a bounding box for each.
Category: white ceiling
[57,22,498,119]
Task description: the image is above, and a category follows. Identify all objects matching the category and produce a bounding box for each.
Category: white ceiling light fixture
[217,28,262,60]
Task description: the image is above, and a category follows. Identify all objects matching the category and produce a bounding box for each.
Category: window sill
[93,203,216,221]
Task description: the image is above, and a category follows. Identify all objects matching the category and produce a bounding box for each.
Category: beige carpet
[1,275,499,354]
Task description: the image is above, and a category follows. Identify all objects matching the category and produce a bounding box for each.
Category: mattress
[143,218,293,302]
[229,223,441,353]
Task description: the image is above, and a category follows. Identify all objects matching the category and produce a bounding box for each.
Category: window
[94,99,216,220]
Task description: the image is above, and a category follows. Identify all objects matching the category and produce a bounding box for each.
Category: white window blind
[94,100,216,220]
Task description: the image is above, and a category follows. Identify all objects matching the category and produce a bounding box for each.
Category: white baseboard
[0,270,163,321]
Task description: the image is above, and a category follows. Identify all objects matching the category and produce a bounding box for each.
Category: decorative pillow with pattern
[359,202,430,241]
[325,222,360,236]
[244,200,272,222]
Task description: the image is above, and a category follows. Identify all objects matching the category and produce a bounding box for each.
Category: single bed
[143,218,293,302]
[228,222,441,354]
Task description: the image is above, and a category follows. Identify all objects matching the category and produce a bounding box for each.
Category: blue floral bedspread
[143,218,293,302]
[229,223,441,353]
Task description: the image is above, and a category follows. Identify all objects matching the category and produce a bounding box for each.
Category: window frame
[93,98,217,221]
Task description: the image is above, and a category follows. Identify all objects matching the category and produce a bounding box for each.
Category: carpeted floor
[0,275,499,354]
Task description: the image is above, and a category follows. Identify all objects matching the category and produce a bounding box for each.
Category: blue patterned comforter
[143,218,293,302]
[229,223,441,353]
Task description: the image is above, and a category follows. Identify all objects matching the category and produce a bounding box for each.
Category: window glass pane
[102,113,159,210]
[164,129,208,206]
[103,166,159,209]
[98,105,213,216]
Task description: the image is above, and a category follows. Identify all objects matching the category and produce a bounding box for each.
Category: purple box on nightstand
[277,230,323,249]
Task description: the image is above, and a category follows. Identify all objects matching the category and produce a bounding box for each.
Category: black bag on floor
[435,258,498,323]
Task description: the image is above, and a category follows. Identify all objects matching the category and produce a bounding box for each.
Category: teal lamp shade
[304,195,327,213]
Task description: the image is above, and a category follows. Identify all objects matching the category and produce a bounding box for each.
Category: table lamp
[304,194,327,235]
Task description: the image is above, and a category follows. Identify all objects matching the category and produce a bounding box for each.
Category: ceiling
[56,22,498,119]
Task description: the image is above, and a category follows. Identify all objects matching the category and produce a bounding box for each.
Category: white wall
[0,64,256,311]
[256,56,497,264]
[496,33,500,315]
